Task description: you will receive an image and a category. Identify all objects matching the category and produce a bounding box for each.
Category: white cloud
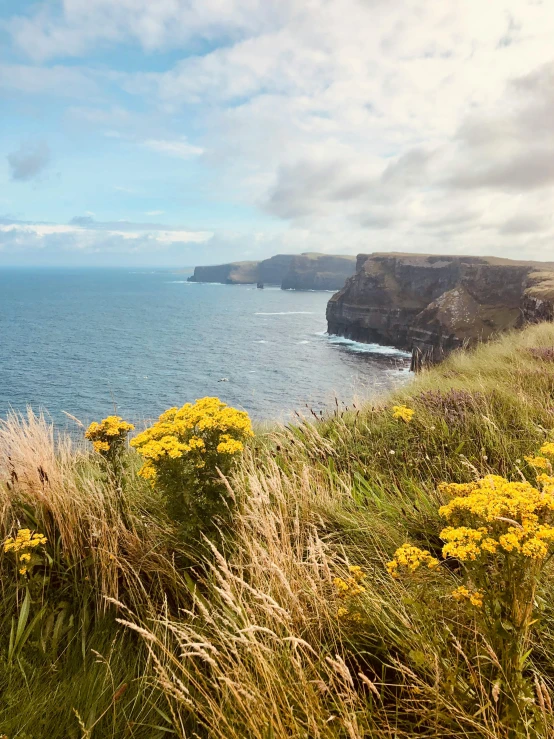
[5,0,554,261]
[0,63,101,97]
[7,0,295,61]
[142,138,204,159]
[0,219,213,250]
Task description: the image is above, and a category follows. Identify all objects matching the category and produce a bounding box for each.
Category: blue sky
[1,0,554,266]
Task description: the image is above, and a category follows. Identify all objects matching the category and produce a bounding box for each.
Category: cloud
[4,0,554,262]
[0,64,101,98]
[498,214,550,236]
[6,0,294,61]
[0,217,213,249]
[142,138,204,159]
[7,141,51,181]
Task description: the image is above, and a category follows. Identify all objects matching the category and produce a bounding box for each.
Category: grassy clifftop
[2,322,554,737]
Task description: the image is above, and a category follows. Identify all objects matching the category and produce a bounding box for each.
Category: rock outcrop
[188,252,356,289]
[281,253,357,290]
[327,253,554,365]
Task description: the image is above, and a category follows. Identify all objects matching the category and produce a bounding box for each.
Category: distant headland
[187,252,357,290]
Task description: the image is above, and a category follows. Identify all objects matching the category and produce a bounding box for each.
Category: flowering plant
[392,405,415,423]
[85,416,134,458]
[4,528,48,577]
[387,441,554,727]
[131,398,253,536]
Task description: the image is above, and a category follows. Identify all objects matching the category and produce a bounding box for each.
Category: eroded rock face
[281,254,356,290]
[258,254,294,285]
[327,253,554,363]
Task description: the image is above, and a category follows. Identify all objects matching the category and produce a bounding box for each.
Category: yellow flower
[387,544,439,576]
[334,568,367,599]
[451,585,483,608]
[469,591,484,608]
[86,416,134,457]
[438,473,554,562]
[392,405,415,423]
[524,455,551,471]
[540,442,554,458]
[4,528,47,554]
[132,398,252,481]
[451,585,471,601]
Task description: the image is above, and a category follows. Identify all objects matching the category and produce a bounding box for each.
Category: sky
[1,0,554,267]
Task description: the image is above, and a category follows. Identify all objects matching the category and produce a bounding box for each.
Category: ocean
[0,268,411,430]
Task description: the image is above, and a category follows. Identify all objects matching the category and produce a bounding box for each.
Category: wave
[255,311,315,316]
[318,332,411,357]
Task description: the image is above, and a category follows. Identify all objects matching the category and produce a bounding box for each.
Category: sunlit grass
[1,321,554,737]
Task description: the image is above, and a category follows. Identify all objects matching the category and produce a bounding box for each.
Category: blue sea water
[0,268,411,430]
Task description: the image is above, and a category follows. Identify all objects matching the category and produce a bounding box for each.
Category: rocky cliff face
[188,261,259,284]
[281,254,356,290]
[258,254,294,284]
[327,253,554,364]
[188,252,355,289]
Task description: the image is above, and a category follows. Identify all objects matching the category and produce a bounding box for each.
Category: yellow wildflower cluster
[524,441,554,471]
[386,544,439,578]
[334,565,367,598]
[524,455,551,471]
[131,397,253,481]
[451,585,484,608]
[439,474,554,561]
[4,529,47,576]
[334,566,366,622]
[392,405,415,423]
[85,415,135,456]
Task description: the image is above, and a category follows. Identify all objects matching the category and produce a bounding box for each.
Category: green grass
[1,322,554,737]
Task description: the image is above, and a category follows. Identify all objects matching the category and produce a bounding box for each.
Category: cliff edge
[326,253,554,364]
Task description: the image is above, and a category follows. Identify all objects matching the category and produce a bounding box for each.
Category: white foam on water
[318,332,411,357]
[166,280,190,283]
[255,340,268,343]
[255,311,315,316]
[297,340,310,344]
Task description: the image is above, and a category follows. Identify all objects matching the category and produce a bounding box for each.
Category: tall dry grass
[0,408,187,613]
[124,322,554,738]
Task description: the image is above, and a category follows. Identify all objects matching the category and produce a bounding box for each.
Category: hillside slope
[1,322,554,737]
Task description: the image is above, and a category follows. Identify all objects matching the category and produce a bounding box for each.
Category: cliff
[281,253,356,290]
[327,253,554,364]
[188,252,355,289]
[187,255,293,285]
[187,261,260,284]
